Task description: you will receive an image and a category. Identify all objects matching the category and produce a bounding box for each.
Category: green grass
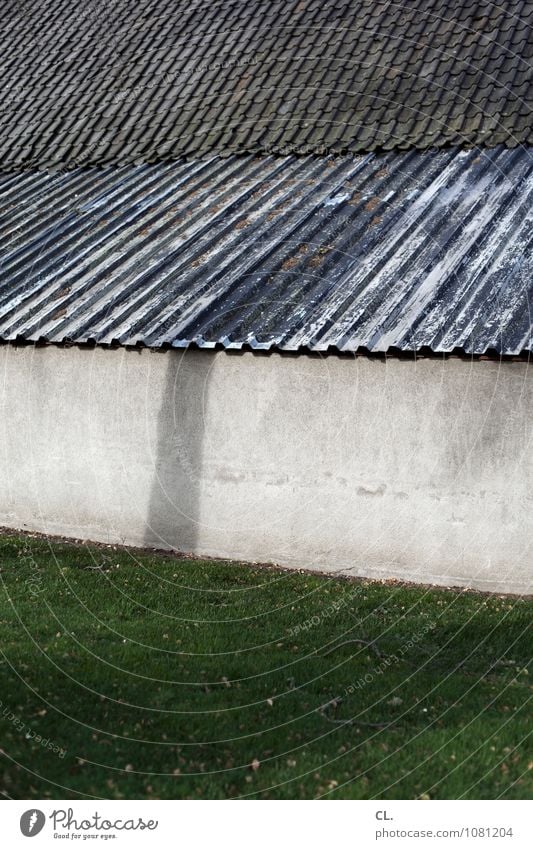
[0,533,531,800]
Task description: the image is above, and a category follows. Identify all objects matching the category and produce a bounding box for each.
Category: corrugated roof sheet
[0,145,531,355]
[0,0,531,170]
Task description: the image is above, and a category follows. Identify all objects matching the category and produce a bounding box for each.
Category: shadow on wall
[144,348,212,553]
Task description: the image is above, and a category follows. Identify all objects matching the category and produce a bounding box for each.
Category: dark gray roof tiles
[0,145,531,355]
[0,0,531,170]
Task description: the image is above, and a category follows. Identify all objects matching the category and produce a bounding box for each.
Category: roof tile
[0,0,530,170]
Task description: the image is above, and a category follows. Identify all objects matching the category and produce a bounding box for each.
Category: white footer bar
[3,800,531,848]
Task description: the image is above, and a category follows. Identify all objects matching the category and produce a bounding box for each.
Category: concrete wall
[0,344,531,594]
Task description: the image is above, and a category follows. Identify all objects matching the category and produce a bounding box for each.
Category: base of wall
[1,345,531,594]
[3,524,529,598]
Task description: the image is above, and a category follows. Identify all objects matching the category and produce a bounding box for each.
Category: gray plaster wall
[0,344,531,594]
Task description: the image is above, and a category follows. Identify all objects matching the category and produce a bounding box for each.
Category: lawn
[0,533,530,800]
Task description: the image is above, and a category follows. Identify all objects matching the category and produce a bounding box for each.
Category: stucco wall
[0,345,531,593]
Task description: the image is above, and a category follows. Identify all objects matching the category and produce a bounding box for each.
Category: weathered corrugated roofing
[0,0,531,170]
[0,145,531,355]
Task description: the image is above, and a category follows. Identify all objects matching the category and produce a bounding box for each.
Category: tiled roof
[0,0,531,170]
[0,145,531,355]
